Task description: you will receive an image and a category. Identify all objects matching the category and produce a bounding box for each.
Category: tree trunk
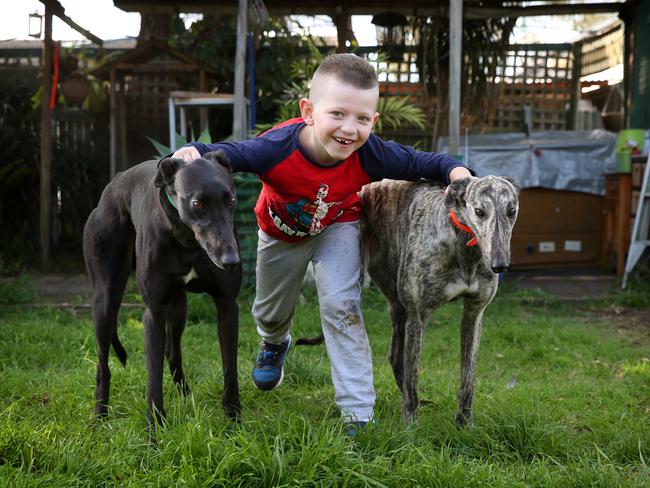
[332,14,357,53]
[137,12,172,45]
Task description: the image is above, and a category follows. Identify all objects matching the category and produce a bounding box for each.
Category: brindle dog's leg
[388,301,407,391]
[214,296,241,419]
[400,313,427,423]
[165,292,190,396]
[456,295,489,427]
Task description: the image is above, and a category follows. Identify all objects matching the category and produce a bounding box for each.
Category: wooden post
[623,13,634,129]
[119,77,128,170]
[233,0,248,141]
[448,0,463,157]
[109,68,117,178]
[199,69,208,134]
[39,2,53,268]
[569,42,582,130]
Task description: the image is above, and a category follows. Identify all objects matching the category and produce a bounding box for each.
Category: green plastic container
[616,151,632,172]
[615,129,645,172]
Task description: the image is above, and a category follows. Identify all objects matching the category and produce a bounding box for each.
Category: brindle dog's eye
[507,207,516,217]
[191,200,203,210]
[474,208,485,218]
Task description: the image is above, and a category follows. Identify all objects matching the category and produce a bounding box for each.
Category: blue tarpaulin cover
[437,130,617,196]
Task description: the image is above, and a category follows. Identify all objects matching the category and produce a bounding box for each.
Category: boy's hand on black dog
[172,146,201,161]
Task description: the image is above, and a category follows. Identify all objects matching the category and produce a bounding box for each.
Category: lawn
[0,277,648,487]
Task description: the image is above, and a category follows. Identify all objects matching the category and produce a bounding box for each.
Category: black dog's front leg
[456,297,488,427]
[143,308,167,428]
[215,297,240,419]
[165,292,191,396]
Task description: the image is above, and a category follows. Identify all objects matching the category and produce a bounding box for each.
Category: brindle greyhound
[83,152,242,428]
[360,176,519,425]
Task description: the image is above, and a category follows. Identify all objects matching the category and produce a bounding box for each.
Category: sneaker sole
[253,367,283,391]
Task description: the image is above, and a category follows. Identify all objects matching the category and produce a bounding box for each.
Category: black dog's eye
[191,200,204,210]
[507,207,517,217]
[474,208,485,218]
[227,194,237,207]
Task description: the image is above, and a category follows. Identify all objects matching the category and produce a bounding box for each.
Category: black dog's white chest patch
[182,268,198,284]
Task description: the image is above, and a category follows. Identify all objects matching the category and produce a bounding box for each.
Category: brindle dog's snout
[491,263,509,274]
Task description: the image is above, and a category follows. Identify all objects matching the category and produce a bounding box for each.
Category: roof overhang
[113,0,628,19]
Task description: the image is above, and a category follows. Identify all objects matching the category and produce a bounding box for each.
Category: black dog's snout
[219,248,241,269]
[221,259,240,270]
[491,264,509,274]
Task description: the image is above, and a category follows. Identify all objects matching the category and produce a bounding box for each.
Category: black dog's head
[155,150,240,270]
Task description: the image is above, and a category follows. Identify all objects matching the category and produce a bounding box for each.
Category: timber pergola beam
[114,0,626,18]
[39,0,104,46]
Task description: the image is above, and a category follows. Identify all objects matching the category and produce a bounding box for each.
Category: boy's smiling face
[299,75,379,166]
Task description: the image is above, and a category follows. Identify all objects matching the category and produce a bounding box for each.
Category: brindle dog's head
[445,176,519,274]
[155,151,240,270]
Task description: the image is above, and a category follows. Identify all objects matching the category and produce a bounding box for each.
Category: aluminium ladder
[622,154,650,289]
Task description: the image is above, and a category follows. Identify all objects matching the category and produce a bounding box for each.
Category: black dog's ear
[204,150,232,172]
[154,157,182,188]
[501,176,520,193]
[444,177,471,208]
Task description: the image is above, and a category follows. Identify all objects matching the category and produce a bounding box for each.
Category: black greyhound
[83,151,242,428]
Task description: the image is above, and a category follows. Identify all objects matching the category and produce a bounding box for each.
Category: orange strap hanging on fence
[49,42,59,109]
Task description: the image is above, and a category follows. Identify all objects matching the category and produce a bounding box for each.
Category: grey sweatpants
[252,221,375,422]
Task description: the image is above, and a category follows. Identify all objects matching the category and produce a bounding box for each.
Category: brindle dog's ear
[444,177,471,208]
[204,150,232,172]
[501,176,520,192]
[154,157,182,188]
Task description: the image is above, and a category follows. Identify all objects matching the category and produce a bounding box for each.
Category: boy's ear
[444,178,471,208]
[299,97,314,126]
[373,112,379,126]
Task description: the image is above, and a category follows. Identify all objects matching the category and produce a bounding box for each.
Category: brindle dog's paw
[455,410,472,428]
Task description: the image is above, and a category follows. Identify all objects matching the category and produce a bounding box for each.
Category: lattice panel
[580,22,623,77]
[364,48,425,106]
[492,45,574,132]
[125,74,181,119]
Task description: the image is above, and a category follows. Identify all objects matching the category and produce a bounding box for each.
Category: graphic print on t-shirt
[267,183,343,238]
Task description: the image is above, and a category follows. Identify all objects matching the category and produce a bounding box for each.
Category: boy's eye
[358,116,370,122]
[331,111,343,117]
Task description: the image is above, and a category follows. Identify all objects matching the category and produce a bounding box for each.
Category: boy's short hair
[310,54,378,97]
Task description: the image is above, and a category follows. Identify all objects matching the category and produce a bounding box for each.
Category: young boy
[172,53,472,427]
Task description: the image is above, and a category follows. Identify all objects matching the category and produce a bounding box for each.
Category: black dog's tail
[112,331,128,366]
[295,334,325,346]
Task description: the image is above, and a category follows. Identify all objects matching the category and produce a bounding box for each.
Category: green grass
[0,281,648,487]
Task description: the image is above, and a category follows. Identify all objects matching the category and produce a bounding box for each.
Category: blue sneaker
[344,419,378,438]
[252,337,291,391]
